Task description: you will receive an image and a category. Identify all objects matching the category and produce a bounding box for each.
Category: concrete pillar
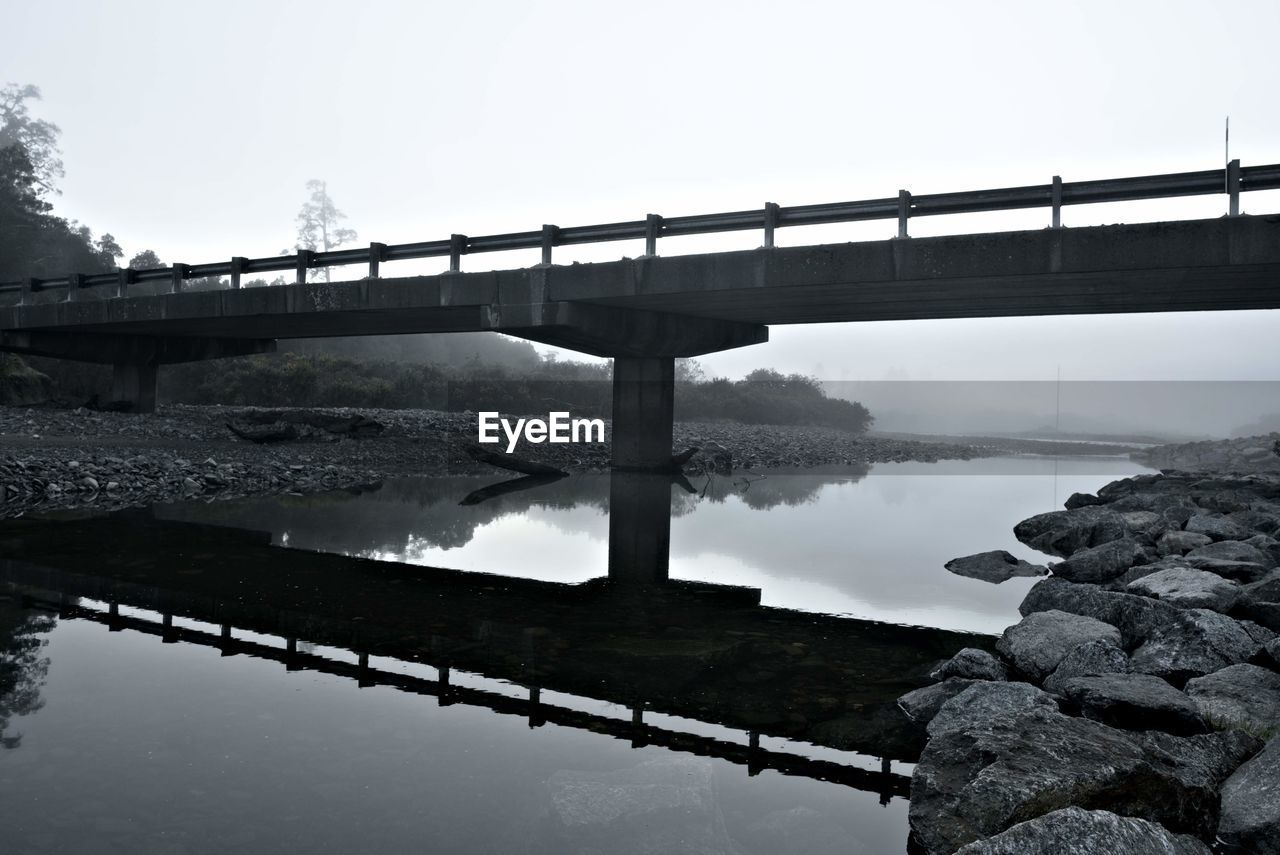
[610,356,674,471]
[111,361,158,413]
[607,471,671,586]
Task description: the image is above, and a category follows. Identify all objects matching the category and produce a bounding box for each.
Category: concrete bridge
[3,161,1278,468]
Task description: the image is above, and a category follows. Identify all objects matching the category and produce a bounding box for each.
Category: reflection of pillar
[611,356,674,470]
[607,471,672,585]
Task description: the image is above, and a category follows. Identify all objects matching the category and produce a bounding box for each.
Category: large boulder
[1020,577,1178,646]
[897,678,977,724]
[908,707,1250,853]
[1244,569,1280,604]
[926,681,1058,739]
[945,550,1048,584]
[1218,736,1280,854]
[1043,639,1130,694]
[1158,530,1214,557]
[1052,539,1148,583]
[1184,664,1280,736]
[1014,507,1128,558]
[1131,609,1264,682]
[930,648,1008,682]
[951,807,1212,854]
[1185,515,1256,542]
[1058,673,1207,735]
[1186,539,1277,570]
[996,610,1123,681]
[1126,567,1242,612]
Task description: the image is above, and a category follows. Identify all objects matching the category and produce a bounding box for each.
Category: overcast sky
[6,0,1280,384]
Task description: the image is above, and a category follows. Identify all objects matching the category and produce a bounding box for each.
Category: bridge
[3,161,1279,468]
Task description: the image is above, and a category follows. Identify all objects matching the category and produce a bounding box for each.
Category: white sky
[6,0,1280,381]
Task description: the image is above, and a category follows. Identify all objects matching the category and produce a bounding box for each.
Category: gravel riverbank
[0,403,1037,518]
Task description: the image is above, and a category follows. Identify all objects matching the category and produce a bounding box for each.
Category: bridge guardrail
[3,160,1277,300]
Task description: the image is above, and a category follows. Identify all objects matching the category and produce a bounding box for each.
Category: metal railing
[4,160,1277,302]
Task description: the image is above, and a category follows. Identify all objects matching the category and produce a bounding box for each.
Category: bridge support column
[611,356,674,471]
[111,361,158,414]
[607,471,672,585]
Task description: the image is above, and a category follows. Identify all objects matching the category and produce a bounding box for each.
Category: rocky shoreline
[0,403,1038,519]
[902,466,1280,853]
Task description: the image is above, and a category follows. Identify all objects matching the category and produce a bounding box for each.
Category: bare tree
[291,179,357,282]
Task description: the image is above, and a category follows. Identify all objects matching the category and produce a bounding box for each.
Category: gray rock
[945,550,1048,583]
[1158,530,1214,556]
[898,678,977,724]
[1059,673,1207,735]
[1126,567,1242,612]
[1064,492,1103,509]
[1230,509,1280,537]
[1186,539,1277,570]
[1186,514,1256,542]
[951,807,1212,854]
[1134,728,1262,794]
[1014,506,1129,558]
[908,707,1233,853]
[1181,556,1271,583]
[1219,736,1280,854]
[930,647,1009,682]
[1244,570,1280,604]
[1020,577,1179,647]
[1246,534,1280,565]
[1184,664,1280,736]
[1241,601,1280,633]
[1052,539,1148,583]
[1122,511,1169,544]
[1267,638,1280,668]
[1043,639,1131,694]
[927,681,1058,739]
[996,610,1123,681]
[1131,609,1264,682]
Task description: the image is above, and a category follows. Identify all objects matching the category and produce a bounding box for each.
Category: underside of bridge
[3,214,1278,468]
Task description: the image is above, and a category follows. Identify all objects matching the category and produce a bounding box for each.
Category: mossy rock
[0,355,52,406]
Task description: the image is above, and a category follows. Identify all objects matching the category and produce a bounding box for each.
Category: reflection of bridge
[0,477,983,795]
[3,163,1278,467]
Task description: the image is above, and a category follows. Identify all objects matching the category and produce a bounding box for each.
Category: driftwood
[463,442,568,477]
[459,473,567,506]
[671,447,700,468]
[238,410,384,437]
[226,421,299,444]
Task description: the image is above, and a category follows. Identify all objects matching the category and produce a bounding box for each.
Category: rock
[80,476,99,491]
[930,647,1008,682]
[908,707,1232,853]
[1267,638,1280,668]
[1158,530,1214,556]
[1052,539,1148,583]
[996,610,1123,681]
[1014,506,1128,558]
[1230,509,1280,537]
[1135,728,1262,805]
[1064,492,1103,509]
[897,678,977,723]
[1181,556,1270,583]
[1126,567,1242,612]
[1186,539,1277,570]
[1059,673,1207,735]
[1020,577,1178,646]
[1218,736,1280,854]
[951,807,1212,854]
[1246,534,1280,565]
[945,550,1048,583]
[1131,609,1264,682]
[1184,664,1280,736]
[1186,514,1256,542]
[1122,511,1169,543]
[926,681,1059,738]
[1043,639,1131,694]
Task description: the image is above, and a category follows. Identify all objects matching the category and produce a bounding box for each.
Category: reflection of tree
[0,602,54,749]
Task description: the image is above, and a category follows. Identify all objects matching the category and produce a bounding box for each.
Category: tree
[128,249,163,270]
[0,84,64,199]
[291,179,357,282]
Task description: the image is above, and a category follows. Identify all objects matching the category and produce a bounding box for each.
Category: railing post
[66,273,85,302]
[229,257,247,289]
[1051,175,1063,228]
[540,225,558,265]
[171,263,189,294]
[368,242,386,278]
[295,250,314,285]
[897,190,911,238]
[116,267,134,298]
[449,234,466,272]
[644,214,662,256]
[1227,158,1241,216]
[763,202,779,248]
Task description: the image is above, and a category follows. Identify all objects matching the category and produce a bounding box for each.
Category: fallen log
[226,421,299,444]
[463,442,568,477]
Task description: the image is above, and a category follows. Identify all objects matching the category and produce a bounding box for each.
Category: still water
[0,456,1150,854]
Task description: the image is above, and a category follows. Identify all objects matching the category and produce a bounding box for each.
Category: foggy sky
[6,0,1280,385]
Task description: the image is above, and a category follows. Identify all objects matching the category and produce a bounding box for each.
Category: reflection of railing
[25,594,909,802]
[4,161,1276,298]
